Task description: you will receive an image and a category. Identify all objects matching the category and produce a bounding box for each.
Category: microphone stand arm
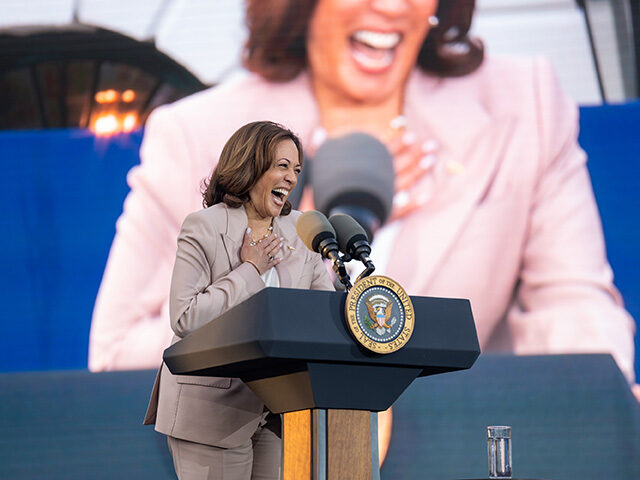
[318,238,352,291]
[349,240,375,283]
[355,255,375,283]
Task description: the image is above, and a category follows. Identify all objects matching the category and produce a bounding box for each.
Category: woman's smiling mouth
[350,30,403,73]
[271,187,289,207]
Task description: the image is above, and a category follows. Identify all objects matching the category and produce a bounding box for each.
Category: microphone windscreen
[311,133,395,225]
[329,213,368,253]
[296,210,336,253]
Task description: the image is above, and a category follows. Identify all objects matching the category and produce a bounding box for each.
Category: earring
[428,15,439,27]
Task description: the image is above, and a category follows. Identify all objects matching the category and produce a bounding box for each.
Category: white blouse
[260,267,280,288]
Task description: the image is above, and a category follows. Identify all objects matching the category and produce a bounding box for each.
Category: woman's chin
[338,66,406,104]
[272,197,285,214]
[344,80,401,104]
[249,204,281,220]
[266,202,284,218]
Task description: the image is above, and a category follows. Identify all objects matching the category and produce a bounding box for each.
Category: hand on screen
[387,130,438,219]
[310,124,437,220]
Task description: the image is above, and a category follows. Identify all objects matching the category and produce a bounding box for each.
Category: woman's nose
[370,0,411,17]
[284,170,297,185]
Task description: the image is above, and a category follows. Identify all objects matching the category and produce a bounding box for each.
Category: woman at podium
[143,121,334,479]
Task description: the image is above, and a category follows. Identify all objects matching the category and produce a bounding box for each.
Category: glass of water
[487,425,512,479]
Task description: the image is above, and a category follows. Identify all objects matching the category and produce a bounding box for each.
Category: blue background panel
[579,103,640,363]
[0,130,142,371]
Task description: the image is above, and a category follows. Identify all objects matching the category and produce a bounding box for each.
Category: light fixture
[93,114,119,135]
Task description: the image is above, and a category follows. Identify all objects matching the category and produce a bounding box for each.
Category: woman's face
[307,0,438,104]
[247,138,301,219]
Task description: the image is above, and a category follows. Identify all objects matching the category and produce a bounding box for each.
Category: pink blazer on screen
[89,55,635,382]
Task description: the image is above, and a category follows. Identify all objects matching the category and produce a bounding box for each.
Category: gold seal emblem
[344,275,415,354]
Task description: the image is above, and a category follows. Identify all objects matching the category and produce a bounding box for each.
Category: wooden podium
[163,288,480,479]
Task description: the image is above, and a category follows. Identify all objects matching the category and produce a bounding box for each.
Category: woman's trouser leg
[250,411,282,480]
[167,412,281,480]
[167,436,252,480]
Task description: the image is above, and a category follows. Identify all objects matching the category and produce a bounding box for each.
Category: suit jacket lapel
[387,71,516,293]
[220,204,248,269]
[272,215,299,288]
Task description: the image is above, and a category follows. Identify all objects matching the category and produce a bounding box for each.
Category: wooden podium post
[283,409,375,480]
[282,410,312,479]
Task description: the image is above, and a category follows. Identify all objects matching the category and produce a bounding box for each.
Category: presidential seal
[344,275,415,354]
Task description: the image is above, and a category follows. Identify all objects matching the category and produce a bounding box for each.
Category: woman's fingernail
[402,131,416,145]
[390,115,407,130]
[421,139,439,153]
[312,127,327,147]
[393,190,410,208]
[246,227,252,234]
[279,242,283,247]
[419,154,437,170]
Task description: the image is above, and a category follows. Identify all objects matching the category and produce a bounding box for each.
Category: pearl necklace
[248,225,273,246]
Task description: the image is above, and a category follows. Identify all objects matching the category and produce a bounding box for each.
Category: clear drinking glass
[487,425,512,479]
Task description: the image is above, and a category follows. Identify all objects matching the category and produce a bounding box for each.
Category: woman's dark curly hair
[202,121,303,216]
[243,0,483,81]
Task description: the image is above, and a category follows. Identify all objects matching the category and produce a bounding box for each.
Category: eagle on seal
[366,298,393,330]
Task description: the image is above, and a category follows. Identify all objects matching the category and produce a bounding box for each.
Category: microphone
[329,213,375,282]
[311,133,395,241]
[296,210,352,290]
